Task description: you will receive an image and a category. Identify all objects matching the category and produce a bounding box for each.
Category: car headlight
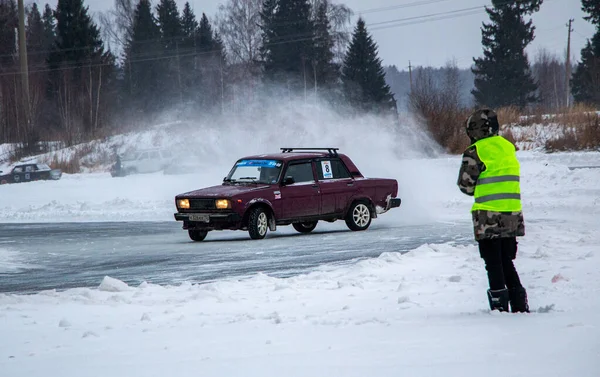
[177,199,190,209]
[215,199,231,209]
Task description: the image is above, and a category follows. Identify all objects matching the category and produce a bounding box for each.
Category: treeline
[0,0,397,151]
[386,47,571,114]
[407,0,600,153]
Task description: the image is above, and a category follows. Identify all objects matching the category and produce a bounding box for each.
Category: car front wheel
[188,229,208,242]
[345,201,372,231]
[292,221,318,233]
[248,207,269,239]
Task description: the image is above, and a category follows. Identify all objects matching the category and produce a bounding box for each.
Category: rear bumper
[387,197,402,210]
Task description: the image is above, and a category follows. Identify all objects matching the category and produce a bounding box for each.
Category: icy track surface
[1,150,600,376]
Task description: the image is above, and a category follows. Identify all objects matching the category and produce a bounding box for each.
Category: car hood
[178,184,271,198]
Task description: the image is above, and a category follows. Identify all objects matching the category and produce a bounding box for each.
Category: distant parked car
[111,148,176,177]
[0,163,62,185]
[173,147,402,241]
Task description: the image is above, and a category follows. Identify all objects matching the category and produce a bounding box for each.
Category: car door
[137,152,150,173]
[24,165,36,182]
[315,158,354,215]
[12,166,24,183]
[279,160,321,219]
[148,150,161,172]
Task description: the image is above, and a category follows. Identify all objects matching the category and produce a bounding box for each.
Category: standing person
[457,108,529,313]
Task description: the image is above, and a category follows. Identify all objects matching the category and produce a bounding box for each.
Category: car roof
[239,152,343,162]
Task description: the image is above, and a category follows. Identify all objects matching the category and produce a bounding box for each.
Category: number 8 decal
[321,161,333,179]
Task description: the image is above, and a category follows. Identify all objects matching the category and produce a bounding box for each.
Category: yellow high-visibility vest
[471,135,522,212]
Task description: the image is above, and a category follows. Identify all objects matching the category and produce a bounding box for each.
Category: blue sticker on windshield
[236,160,279,167]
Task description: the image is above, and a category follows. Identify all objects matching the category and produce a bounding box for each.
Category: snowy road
[0,221,472,294]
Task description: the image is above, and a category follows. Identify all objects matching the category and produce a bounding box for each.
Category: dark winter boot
[509,287,530,313]
[487,288,509,312]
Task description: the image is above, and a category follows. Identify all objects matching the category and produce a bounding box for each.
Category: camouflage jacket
[457,145,525,241]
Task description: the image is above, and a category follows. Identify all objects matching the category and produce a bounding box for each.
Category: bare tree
[409,60,470,153]
[215,0,262,67]
[97,0,135,53]
[310,0,353,63]
[533,48,566,111]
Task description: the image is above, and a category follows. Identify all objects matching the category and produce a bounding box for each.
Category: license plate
[189,214,210,222]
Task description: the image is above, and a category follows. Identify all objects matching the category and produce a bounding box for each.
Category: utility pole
[565,18,574,108]
[17,0,30,127]
[408,60,413,95]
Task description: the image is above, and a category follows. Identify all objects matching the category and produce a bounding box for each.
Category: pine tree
[260,0,315,91]
[0,0,18,143]
[471,0,542,109]
[25,2,50,137]
[42,4,56,50]
[156,0,182,48]
[123,0,163,114]
[49,0,105,69]
[178,2,201,107]
[0,0,17,69]
[155,0,183,108]
[48,0,116,138]
[311,0,339,91]
[259,0,277,65]
[582,0,600,25]
[26,4,45,59]
[198,12,214,51]
[197,13,227,111]
[571,1,600,106]
[341,18,396,114]
[180,2,198,40]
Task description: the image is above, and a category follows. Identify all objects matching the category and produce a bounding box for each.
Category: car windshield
[227,159,283,184]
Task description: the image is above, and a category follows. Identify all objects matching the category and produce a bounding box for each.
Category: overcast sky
[48,0,591,69]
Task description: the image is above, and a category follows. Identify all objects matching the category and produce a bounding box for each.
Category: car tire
[345,201,372,231]
[188,229,208,242]
[248,207,269,240]
[292,221,318,233]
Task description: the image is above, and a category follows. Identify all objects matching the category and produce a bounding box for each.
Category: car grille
[189,199,215,210]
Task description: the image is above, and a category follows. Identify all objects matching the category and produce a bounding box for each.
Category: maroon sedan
[174,148,401,241]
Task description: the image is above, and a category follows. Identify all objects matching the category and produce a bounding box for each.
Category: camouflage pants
[472,210,525,241]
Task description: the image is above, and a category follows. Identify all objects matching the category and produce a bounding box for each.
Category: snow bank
[98,276,131,292]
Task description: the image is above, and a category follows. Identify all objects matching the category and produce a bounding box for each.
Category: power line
[371,9,483,31]
[357,0,452,15]
[369,5,483,27]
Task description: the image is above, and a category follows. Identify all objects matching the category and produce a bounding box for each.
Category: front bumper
[174,212,242,230]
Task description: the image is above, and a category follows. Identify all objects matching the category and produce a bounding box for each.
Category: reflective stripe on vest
[475,193,521,203]
[471,136,522,212]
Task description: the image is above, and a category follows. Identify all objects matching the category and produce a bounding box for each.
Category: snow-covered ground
[1,110,599,376]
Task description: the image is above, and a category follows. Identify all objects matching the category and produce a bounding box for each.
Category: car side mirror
[350,171,361,177]
[283,176,295,185]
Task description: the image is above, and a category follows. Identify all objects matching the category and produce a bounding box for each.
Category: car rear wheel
[248,207,269,240]
[293,221,318,233]
[188,229,208,242]
[345,201,372,231]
